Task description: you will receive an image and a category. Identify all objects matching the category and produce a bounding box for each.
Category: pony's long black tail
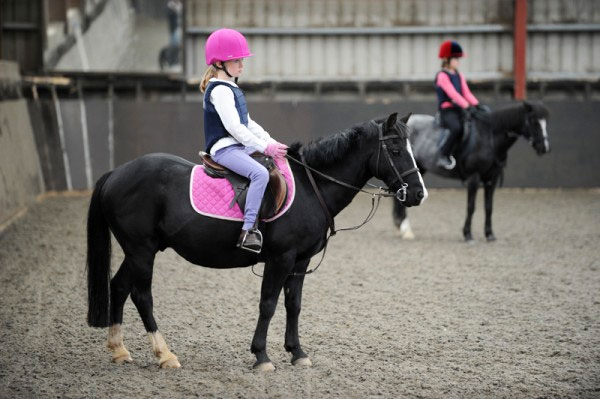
[86,171,113,327]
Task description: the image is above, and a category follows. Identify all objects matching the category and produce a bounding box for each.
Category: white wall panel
[499,34,513,75]
[186,0,600,82]
[339,37,354,77]
[397,35,412,77]
[548,33,561,74]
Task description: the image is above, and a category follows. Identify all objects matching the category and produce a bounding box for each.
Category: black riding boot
[237,228,263,253]
[436,132,458,170]
[436,108,462,170]
[238,201,266,253]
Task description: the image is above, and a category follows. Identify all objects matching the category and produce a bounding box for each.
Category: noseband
[372,121,420,202]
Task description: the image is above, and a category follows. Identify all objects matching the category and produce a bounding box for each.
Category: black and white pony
[86,113,427,371]
[393,101,550,241]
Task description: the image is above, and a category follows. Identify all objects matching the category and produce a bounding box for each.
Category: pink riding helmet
[205,28,253,65]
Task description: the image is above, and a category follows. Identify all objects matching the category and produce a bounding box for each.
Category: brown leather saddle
[199,152,288,219]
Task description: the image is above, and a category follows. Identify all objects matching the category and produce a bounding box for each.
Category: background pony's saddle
[199,152,288,219]
[434,111,480,153]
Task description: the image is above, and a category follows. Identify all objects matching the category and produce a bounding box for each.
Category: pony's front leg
[483,177,498,242]
[251,252,296,371]
[463,175,479,242]
[130,267,180,369]
[393,200,414,239]
[284,259,312,367]
[147,331,180,368]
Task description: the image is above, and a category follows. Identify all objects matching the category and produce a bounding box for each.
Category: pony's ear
[385,112,398,130]
[399,113,412,124]
[523,101,533,112]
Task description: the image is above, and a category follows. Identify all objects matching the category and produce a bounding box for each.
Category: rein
[251,120,420,277]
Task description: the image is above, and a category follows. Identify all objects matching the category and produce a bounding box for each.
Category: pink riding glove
[264,142,288,158]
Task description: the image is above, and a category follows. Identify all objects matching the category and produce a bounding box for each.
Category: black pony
[87,113,427,371]
[393,101,550,241]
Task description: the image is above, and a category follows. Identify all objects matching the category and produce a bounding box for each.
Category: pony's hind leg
[107,260,134,363]
[147,331,180,369]
[107,324,132,363]
[108,253,180,368]
[128,252,180,368]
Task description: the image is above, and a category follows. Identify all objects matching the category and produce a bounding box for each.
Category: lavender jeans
[213,144,269,231]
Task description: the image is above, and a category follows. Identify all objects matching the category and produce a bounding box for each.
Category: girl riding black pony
[393,101,550,242]
[435,40,484,170]
[87,112,427,371]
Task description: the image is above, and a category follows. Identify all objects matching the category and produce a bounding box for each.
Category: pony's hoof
[253,361,275,372]
[397,229,415,240]
[112,353,133,364]
[110,346,133,364]
[464,237,475,244]
[292,357,312,367]
[486,234,496,242]
[398,219,415,240]
[160,357,181,369]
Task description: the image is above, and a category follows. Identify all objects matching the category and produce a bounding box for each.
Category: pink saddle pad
[189,157,295,222]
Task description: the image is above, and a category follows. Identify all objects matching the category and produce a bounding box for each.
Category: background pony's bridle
[506,110,539,145]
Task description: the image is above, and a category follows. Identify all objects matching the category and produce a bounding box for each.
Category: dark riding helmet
[438,40,464,59]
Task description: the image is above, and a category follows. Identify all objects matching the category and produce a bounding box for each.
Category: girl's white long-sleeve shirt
[207,78,274,156]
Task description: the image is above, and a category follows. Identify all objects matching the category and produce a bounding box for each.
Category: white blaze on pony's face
[529,117,550,155]
[539,119,550,153]
[405,138,428,204]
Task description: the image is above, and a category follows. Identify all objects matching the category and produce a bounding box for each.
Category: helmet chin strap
[214,62,239,84]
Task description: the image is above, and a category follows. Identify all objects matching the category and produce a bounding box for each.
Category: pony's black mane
[288,118,408,167]
[491,102,549,133]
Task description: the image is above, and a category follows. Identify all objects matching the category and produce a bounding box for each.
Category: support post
[108,81,115,170]
[77,79,93,189]
[513,0,527,99]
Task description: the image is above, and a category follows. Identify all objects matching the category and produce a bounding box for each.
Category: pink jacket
[436,71,479,109]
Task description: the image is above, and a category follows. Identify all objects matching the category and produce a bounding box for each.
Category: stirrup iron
[237,228,263,254]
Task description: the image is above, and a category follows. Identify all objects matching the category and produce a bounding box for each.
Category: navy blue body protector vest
[203,81,249,153]
[435,70,462,110]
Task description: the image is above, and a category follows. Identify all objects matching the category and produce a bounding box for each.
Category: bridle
[251,119,421,277]
[512,111,542,148]
[287,120,420,203]
[372,120,420,202]
[520,112,533,141]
